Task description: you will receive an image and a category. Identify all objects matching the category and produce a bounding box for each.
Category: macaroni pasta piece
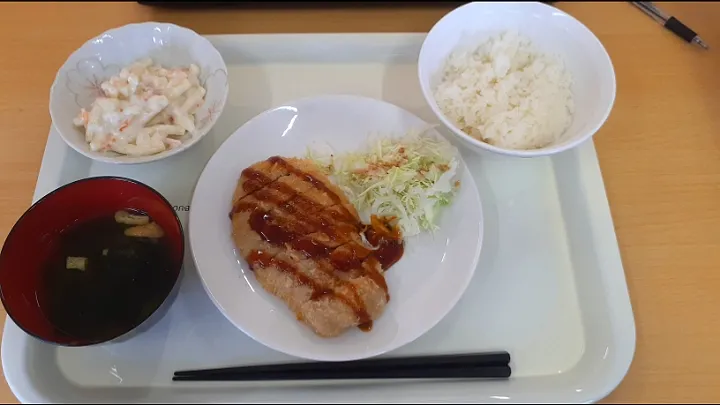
[73,58,207,157]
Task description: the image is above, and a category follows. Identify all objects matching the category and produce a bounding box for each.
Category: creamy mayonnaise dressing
[73,58,206,157]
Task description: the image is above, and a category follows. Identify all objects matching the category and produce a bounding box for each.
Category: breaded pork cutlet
[229,156,402,338]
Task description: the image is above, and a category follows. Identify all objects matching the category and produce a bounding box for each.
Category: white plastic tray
[2,33,635,403]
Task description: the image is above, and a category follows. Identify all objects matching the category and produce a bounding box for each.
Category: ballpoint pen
[631,2,709,50]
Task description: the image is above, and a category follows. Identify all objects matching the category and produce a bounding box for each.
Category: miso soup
[41,209,177,343]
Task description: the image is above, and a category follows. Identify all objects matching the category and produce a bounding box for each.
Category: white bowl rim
[49,21,229,165]
[418,1,617,158]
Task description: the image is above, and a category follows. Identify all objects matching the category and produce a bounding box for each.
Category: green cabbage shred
[307,129,461,237]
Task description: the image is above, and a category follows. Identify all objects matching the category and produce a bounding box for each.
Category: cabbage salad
[307,129,461,237]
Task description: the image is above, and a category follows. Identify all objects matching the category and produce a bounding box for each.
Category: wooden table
[0,1,719,403]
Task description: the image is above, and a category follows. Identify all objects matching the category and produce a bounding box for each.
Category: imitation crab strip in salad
[308,129,461,237]
[73,58,206,157]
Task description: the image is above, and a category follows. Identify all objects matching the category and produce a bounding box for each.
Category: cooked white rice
[433,31,574,150]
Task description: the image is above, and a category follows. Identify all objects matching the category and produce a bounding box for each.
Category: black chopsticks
[173,351,511,382]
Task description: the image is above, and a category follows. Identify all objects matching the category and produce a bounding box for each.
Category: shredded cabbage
[307,129,461,237]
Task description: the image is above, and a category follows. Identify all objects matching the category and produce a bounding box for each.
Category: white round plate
[189,95,483,361]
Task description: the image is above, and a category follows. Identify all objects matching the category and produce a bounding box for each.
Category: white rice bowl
[417,2,616,158]
[433,31,575,151]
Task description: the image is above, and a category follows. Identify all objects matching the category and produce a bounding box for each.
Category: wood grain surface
[0,1,719,403]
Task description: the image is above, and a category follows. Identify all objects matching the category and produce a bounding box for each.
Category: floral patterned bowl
[49,22,229,164]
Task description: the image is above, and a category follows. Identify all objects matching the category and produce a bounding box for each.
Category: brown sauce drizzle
[268,156,344,205]
[310,288,332,300]
[233,167,354,218]
[231,162,360,239]
[330,243,371,272]
[293,238,334,258]
[237,197,357,242]
[248,211,295,245]
[362,256,390,303]
[240,167,274,194]
[247,249,372,328]
[358,322,373,332]
[365,229,404,271]
[236,157,405,333]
